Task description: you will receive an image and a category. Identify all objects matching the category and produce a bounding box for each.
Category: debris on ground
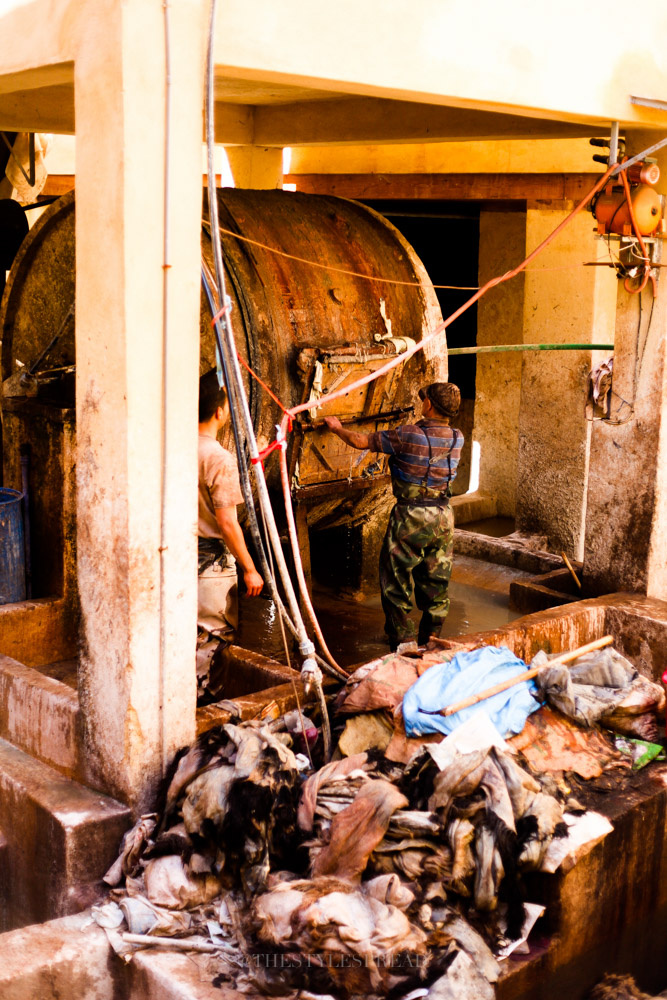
[533,646,665,742]
[588,973,667,999]
[93,637,666,998]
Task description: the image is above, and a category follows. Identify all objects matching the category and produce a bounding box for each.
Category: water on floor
[236,554,534,670]
[34,555,535,687]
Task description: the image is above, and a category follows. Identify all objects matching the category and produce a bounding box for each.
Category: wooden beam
[41,176,75,196]
[285,172,602,202]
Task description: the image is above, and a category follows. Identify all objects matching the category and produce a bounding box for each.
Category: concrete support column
[583,132,667,598]
[74,0,204,810]
[226,146,283,188]
[515,202,617,557]
[474,210,527,516]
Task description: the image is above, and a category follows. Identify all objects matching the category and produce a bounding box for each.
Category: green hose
[446,343,613,355]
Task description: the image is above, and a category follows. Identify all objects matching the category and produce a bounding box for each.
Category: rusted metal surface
[0,191,75,389]
[4,189,444,487]
[1,189,445,597]
[200,189,445,494]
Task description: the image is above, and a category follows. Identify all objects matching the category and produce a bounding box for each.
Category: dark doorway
[360,200,480,398]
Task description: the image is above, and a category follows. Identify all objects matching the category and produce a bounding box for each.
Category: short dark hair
[419,382,461,418]
[199,369,228,422]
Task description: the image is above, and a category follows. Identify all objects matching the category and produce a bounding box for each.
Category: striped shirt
[367,420,463,490]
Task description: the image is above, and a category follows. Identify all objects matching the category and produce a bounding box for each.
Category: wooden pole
[440,635,614,718]
[561,550,582,590]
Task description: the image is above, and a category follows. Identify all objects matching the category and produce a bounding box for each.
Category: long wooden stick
[121,933,226,953]
[561,550,582,589]
[440,634,614,718]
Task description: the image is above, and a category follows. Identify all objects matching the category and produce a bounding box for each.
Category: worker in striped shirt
[325,382,463,650]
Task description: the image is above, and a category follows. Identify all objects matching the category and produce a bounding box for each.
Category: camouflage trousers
[379,502,454,647]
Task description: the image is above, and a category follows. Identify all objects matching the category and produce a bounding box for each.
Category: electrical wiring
[158,0,173,776]
[214,220,651,287]
[618,167,657,297]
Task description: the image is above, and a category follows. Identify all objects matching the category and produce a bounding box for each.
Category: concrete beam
[74,0,203,810]
[226,145,283,187]
[254,98,599,147]
[0,83,75,133]
[213,100,254,144]
[213,0,667,129]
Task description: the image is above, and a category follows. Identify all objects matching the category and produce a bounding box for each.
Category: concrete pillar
[515,202,617,557]
[474,210,527,516]
[583,131,667,598]
[74,0,204,810]
[225,146,283,188]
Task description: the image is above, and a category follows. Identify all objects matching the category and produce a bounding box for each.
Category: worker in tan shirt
[197,369,263,695]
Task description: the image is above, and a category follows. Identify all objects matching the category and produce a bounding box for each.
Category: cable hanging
[204,0,347,709]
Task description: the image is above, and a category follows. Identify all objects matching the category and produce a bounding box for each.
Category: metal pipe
[610,135,667,177]
[159,0,173,775]
[446,342,614,356]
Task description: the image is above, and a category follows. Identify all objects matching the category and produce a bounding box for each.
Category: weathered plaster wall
[583,131,667,598]
[74,0,205,810]
[475,210,527,516]
[515,204,617,556]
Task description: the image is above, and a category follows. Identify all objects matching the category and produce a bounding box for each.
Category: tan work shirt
[198,435,243,539]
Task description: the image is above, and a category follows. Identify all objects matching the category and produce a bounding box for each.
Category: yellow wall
[289,139,599,175]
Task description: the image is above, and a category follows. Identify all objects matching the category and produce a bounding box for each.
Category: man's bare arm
[215,506,263,596]
[323,415,370,450]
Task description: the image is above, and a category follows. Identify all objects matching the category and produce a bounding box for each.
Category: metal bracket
[0,132,35,188]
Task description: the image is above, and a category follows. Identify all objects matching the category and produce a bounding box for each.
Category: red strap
[210,303,230,326]
[236,352,292,422]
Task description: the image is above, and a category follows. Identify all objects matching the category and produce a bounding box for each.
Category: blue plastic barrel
[0,488,26,605]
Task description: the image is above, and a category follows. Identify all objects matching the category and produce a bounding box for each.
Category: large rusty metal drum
[1,188,446,594]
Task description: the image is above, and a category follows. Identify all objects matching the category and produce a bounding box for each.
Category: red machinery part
[594,183,663,236]
[626,161,660,186]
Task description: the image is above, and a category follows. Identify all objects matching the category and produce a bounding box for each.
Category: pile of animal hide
[534,646,666,742]
[97,706,590,1000]
[95,640,665,998]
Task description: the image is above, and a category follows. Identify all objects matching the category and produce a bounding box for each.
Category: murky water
[236,554,533,670]
[35,555,533,686]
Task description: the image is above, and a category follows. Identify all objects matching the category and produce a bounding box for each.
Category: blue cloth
[402,645,541,738]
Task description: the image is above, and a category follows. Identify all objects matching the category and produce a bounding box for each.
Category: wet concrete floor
[236,554,534,669]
